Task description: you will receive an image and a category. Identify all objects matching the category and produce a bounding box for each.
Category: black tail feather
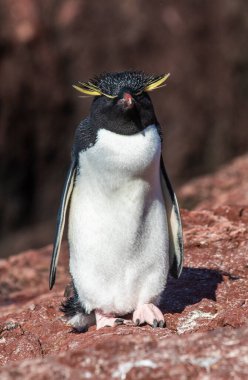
[60,282,86,318]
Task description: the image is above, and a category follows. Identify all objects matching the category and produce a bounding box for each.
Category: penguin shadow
[160,267,239,313]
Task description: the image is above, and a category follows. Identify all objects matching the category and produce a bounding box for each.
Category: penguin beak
[117,92,134,110]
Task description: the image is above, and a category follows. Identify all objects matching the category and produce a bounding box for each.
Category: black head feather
[90,71,164,97]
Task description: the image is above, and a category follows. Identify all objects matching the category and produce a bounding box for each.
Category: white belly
[68,124,169,314]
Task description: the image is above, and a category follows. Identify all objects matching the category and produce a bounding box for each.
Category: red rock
[0,327,248,379]
[179,154,248,209]
[0,204,248,377]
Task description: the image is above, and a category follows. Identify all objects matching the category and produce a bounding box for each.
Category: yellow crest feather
[72,85,102,96]
[144,73,170,92]
[73,82,117,98]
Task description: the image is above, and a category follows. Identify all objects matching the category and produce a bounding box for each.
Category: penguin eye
[133,91,146,101]
[134,90,143,96]
[102,94,118,99]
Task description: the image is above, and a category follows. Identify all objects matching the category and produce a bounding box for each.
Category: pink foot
[95,310,131,330]
[133,303,165,328]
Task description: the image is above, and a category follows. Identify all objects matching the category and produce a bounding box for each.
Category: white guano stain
[177,310,217,334]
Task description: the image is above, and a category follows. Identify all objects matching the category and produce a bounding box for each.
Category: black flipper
[49,158,77,289]
[160,155,184,278]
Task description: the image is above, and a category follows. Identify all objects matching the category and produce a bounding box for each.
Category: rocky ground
[179,154,248,210]
[0,155,248,379]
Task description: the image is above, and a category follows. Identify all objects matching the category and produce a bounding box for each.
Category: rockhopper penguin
[49,71,184,331]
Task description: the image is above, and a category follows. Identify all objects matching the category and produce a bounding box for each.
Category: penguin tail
[60,282,95,332]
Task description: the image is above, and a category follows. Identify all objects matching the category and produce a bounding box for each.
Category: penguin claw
[159,320,165,328]
[153,319,158,328]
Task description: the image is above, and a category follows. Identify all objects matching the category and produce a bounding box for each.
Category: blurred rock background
[0,0,248,257]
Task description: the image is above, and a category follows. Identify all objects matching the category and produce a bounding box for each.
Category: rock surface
[179,154,248,210]
[0,204,248,378]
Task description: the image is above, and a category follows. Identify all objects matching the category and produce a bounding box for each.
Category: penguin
[49,71,183,331]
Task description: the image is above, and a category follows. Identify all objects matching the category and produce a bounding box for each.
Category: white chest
[68,125,169,314]
[78,124,161,187]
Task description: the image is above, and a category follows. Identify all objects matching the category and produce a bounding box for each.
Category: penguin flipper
[49,158,77,289]
[160,156,184,279]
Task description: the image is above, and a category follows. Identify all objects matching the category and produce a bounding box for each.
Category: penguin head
[73,71,170,135]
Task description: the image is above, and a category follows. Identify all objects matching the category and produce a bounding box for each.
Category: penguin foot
[95,311,131,330]
[133,303,165,328]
